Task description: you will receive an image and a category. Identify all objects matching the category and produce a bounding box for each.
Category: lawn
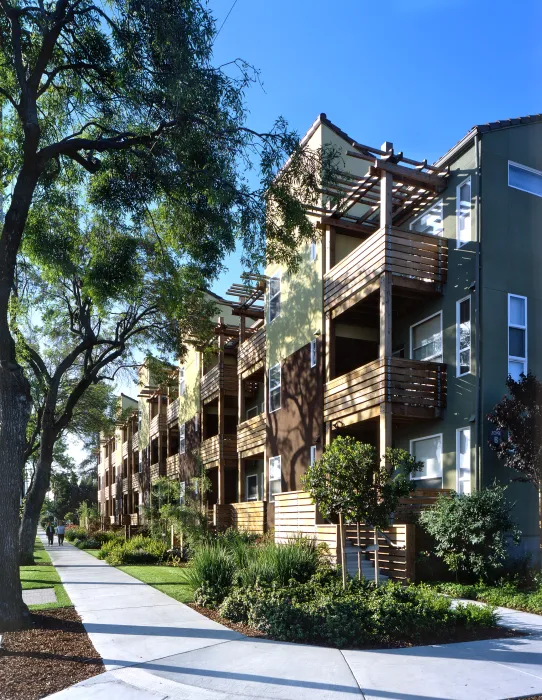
[117,564,194,604]
[434,581,542,615]
[20,539,72,610]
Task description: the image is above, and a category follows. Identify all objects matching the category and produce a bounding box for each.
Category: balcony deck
[149,412,167,436]
[131,431,139,451]
[238,327,266,379]
[167,453,180,477]
[122,477,129,494]
[201,364,237,404]
[200,433,237,467]
[150,462,163,482]
[167,397,179,424]
[324,357,446,427]
[324,227,447,318]
[122,440,129,458]
[237,413,266,457]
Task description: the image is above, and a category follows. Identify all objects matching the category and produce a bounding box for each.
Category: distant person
[45,523,55,546]
[56,522,65,546]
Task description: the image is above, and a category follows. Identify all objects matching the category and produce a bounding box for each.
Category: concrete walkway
[39,532,542,700]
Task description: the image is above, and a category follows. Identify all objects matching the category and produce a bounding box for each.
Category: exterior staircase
[343,539,389,583]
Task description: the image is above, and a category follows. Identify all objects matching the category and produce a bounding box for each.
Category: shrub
[219,574,498,647]
[236,537,320,589]
[187,543,236,607]
[94,530,123,545]
[102,536,168,565]
[65,526,88,542]
[419,485,521,583]
[76,538,100,549]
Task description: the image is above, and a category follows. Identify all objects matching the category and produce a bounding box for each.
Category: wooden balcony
[109,515,116,525]
[237,413,266,457]
[110,482,117,498]
[324,357,446,427]
[167,453,180,477]
[131,431,139,451]
[149,412,167,436]
[167,397,179,424]
[200,433,237,466]
[324,227,448,318]
[132,473,140,491]
[201,364,238,404]
[130,513,139,526]
[238,327,266,379]
[122,477,129,494]
[150,462,163,482]
[122,440,129,457]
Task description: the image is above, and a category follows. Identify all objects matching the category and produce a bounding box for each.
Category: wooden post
[324,224,335,448]
[171,524,174,548]
[374,527,380,586]
[238,457,245,503]
[339,511,347,589]
[263,361,269,503]
[217,319,225,505]
[357,521,361,580]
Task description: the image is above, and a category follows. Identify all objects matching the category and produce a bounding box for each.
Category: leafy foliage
[488,372,542,486]
[218,573,497,648]
[303,436,422,528]
[187,543,237,607]
[419,486,521,583]
[100,535,167,566]
[434,577,542,615]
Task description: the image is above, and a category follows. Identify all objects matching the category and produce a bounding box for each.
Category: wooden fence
[213,501,268,534]
[344,523,416,581]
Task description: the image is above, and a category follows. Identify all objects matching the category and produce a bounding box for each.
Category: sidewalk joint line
[339,649,366,699]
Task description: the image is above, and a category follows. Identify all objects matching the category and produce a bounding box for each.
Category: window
[180,423,186,454]
[456,296,471,376]
[410,434,443,481]
[269,363,281,413]
[246,474,259,501]
[194,413,199,433]
[456,177,471,247]
[411,313,443,363]
[245,405,259,420]
[179,366,185,396]
[310,445,316,466]
[310,240,317,261]
[509,161,542,198]
[310,339,317,368]
[508,294,527,380]
[269,456,281,500]
[138,456,142,473]
[179,481,186,505]
[268,273,281,323]
[456,428,471,495]
[410,199,444,236]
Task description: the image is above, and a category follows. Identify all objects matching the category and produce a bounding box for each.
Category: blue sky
[209,0,542,297]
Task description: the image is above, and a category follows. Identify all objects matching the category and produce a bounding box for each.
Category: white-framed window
[310,339,317,368]
[456,296,471,377]
[508,161,542,198]
[508,294,527,380]
[456,177,471,247]
[456,427,471,495]
[245,405,259,420]
[411,312,443,363]
[269,455,282,501]
[410,434,443,482]
[246,474,259,501]
[310,240,317,261]
[310,445,317,467]
[180,423,186,454]
[179,366,185,396]
[268,273,281,323]
[269,363,281,413]
[410,199,444,236]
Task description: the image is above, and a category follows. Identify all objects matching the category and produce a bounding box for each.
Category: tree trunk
[19,428,56,566]
[0,365,32,631]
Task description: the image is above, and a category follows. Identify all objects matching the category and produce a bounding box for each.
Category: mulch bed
[189,603,525,649]
[0,607,104,700]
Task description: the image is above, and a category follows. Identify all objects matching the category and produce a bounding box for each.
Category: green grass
[20,539,72,610]
[84,549,101,558]
[118,564,195,604]
[433,581,542,615]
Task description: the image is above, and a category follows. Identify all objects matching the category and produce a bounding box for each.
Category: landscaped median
[0,538,103,700]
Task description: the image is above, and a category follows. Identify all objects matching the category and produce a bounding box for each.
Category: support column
[238,457,246,503]
[217,319,225,505]
[324,225,335,447]
[263,362,269,503]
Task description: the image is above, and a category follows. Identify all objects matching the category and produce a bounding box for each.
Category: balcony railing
[238,327,266,378]
[201,364,238,404]
[150,462,162,482]
[237,413,266,457]
[131,431,139,451]
[122,440,129,457]
[324,227,448,318]
[110,482,117,498]
[324,357,446,425]
[130,513,139,526]
[167,397,180,424]
[200,433,237,466]
[132,473,140,491]
[122,477,129,493]
[167,453,180,477]
[149,412,167,436]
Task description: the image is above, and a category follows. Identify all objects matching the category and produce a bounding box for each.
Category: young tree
[488,372,542,487]
[303,436,422,585]
[0,0,337,629]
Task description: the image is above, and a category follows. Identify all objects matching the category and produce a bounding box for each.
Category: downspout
[474,132,482,491]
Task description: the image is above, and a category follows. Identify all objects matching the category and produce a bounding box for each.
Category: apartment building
[99,113,542,563]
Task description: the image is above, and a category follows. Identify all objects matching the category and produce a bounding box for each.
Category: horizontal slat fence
[238,327,266,378]
[395,488,453,522]
[213,501,267,534]
[344,524,416,581]
[201,364,238,404]
[237,413,266,455]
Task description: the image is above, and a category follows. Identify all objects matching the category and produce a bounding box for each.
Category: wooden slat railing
[214,501,268,534]
[238,327,266,377]
[201,364,238,404]
[324,227,447,317]
[324,357,446,424]
[166,453,180,477]
[122,440,129,457]
[167,397,179,424]
[237,413,266,456]
[122,477,129,494]
[132,473,140,491]
[149,413,167,436]
[130,513,139,526]
[200,433,237,465]
[131,431,139,451]
[344,524,416,581]
[394,488,453,522]
[150,462,162,482]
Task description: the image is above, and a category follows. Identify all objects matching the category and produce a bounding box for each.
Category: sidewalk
[40,532,542,700]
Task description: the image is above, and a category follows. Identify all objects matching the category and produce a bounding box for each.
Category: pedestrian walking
[45,523,55,546]
[56,522,65,546]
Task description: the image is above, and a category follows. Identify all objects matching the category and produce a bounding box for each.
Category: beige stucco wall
[178,345,201,424]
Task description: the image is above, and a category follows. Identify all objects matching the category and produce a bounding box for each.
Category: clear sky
[209,0,542,297]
